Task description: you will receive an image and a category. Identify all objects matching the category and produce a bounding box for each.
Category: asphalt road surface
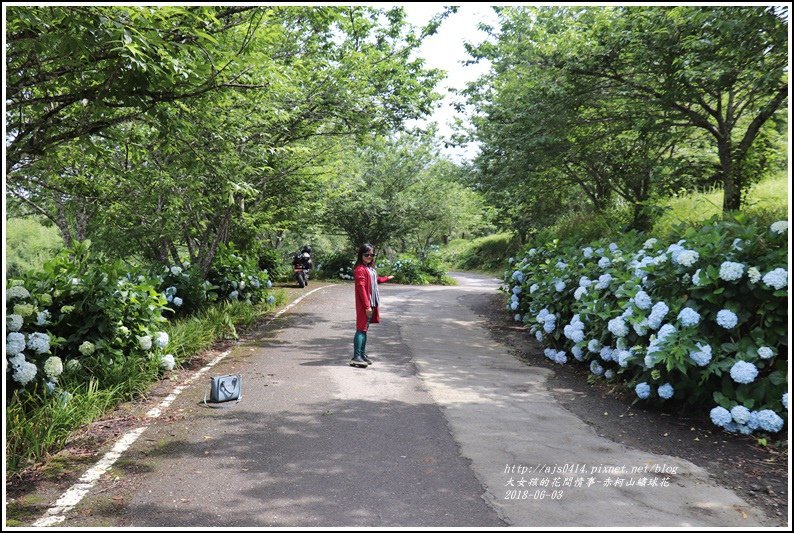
[47,273,770,527]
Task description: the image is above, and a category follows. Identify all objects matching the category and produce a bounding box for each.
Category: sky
[399,4,501,163]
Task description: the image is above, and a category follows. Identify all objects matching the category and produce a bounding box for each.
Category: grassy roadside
[5,291,290,478]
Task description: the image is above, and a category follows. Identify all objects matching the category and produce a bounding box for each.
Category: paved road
[52,274,769,527]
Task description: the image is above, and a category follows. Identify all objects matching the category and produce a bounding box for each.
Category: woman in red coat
[350,243,393,368]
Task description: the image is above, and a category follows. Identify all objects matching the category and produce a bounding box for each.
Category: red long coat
[354,263,390,331]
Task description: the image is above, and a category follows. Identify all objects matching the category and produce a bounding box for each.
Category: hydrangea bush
[152,262,217,318]
[503,216,788,436]
[206,243,271,304]
[5,242,173,396]
[379,253,454,285]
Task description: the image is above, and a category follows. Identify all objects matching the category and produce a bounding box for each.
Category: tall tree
[550,6,788,211]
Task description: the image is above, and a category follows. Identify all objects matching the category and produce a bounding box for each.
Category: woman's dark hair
[355,243,376,267]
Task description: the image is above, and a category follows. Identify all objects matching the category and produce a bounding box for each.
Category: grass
[653,174,788,238]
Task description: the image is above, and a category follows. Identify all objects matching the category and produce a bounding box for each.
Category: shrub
[504,214,788,437]
[206,243,271,304]
[6,241,173,398]
[314,250,356,280]
[379,253,454,285]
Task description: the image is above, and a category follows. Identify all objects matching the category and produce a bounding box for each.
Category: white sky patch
[400,3,499,163]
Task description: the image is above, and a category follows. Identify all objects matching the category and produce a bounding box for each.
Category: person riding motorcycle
[292,246,313,287]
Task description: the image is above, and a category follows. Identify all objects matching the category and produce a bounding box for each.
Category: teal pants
[353,330,368,358]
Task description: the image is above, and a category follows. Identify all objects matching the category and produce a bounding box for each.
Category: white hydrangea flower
[173,297,183,307]
[762,268,787,290]
[770,220,788,234]
[12,358,38,385]
[719,261,745,281]
[675,250,699,267]
[643,238,657,249]
[747,267,761,284]
[36,310,51,326]
[28,332,51,354]
[7,314,24,332]
[757,346,775,359]
[66,359,81,371]
[154,332,169,349]
[138,335,153,351]
[160,354,175,370]
[44,356,64,378]
[170,266,183,275]
[79,341,96,356]
[6,285,31,301]
[6,331,26,356]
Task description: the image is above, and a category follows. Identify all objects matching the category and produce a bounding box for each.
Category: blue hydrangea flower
[657,323,677,343]
[535,330,543,341]
[782,393,787,410]
[762,268,787,290]
[599,346,614,362]
[554,280,566,292]
[598,257,611,269]
[571,345,584,361]
[633,319,648,336]
[688,343,712,367]
[529,283,539,293]
[710,406,732,427]
[587,339,601,353]
[647,301,669,330]
[675,250,699,267]
[635,382,651,399]
[746,411,760,430]
[173,297,183,307]
[730,405,751,424]
[579,276,592,288]
[657,383,674,400]
[514,313,522,322]
[757,346,775,359]
[755,410,784,432]
[617,350,632,368]
[729,360,758,384]
[512,285,522,295]
[607,317,628,337]
[677,307,700,327]
[574,286,587,301]
[582,247,593,258]
[510,301,519,311]
[595,274,612,290]
[28,332,51,354]
[719,261,745,281]
[737,424,753,436]
[716,309,738,329]
[590,360,604,376]
[604,369,615,380]
[634,290,652,310]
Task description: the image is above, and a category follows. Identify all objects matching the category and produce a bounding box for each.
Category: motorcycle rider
[292,245,313,286]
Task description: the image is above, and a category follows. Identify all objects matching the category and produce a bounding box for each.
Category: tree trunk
[718,138,742,212]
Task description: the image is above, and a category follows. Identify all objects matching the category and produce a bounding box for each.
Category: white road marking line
[32,286,326,526]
